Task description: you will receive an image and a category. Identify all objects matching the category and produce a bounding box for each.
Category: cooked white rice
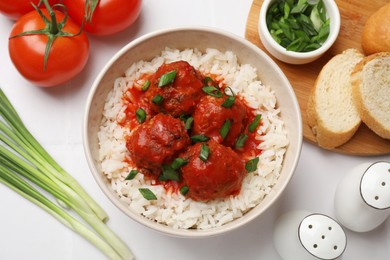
[98,48,289,230]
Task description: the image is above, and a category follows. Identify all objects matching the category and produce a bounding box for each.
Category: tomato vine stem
[36,0,59,34]
[85,0,99,22]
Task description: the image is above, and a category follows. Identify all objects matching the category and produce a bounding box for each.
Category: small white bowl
[83,27,302,238]
[258,0,340,64]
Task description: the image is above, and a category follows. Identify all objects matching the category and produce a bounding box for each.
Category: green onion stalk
[0,88,133,260]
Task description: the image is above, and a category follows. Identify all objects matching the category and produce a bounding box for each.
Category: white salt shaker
[334,161,390,232]
[273,210,347,260]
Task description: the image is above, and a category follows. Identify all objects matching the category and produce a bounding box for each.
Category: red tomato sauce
[119,61,263,201]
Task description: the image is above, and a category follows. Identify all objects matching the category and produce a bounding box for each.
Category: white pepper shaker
[334,161,390,232]
[273,210,347,260]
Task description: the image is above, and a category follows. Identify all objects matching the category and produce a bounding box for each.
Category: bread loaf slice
[307,49,364,149]
[351,52,390,139]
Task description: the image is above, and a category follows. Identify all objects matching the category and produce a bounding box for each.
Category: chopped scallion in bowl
[258,0,340,64]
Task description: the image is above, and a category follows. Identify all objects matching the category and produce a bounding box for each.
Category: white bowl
[83,27,302,238]
[258,0,340,64]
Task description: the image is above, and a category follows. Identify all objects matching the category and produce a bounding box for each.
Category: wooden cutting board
[245,0,390,156]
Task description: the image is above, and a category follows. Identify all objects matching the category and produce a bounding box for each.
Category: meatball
[126,113,191,176]
[146,61,204,117]
[180,140,246,201]
[192,95,248,147]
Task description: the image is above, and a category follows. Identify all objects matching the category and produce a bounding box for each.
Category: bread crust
[362,3,390,55]
[307,49,363,149]
[351,52,390,139]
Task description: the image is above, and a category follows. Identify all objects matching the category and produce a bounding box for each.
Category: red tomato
[0,0,58,20]
[63,0,142,35]
[8,9,89,87]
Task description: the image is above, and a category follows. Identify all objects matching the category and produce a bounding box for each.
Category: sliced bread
[307,49,364,149]
[351,52,390,139]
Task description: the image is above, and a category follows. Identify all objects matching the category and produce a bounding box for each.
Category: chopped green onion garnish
[312,19,329,43]
[266,0,330,52]
[139,188,157,200]
[235,133,248,149]
[179,113,190,121]
[224,86,236,97]
[160,165,180,181]
[135,108,146,123]
[310,1,323,32]
[180,186,189,196]
[202,86,223,98]
[157,173,167,181]
[125,169,138,180]
[199,143,210,162]
[158,70,177,87]
[171,158,188,170]
[184,117,194,130]
[141,80,150,91]
[221,96,236,108]
[283,2,290,19]
[248,114,261,132]
[204,76,215,86]
[152,94,164,105]
[190,135,210,143]
[317,0,327,22]
[291,0,308,14]
[220,120,231,140]
[245,157,259,173]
